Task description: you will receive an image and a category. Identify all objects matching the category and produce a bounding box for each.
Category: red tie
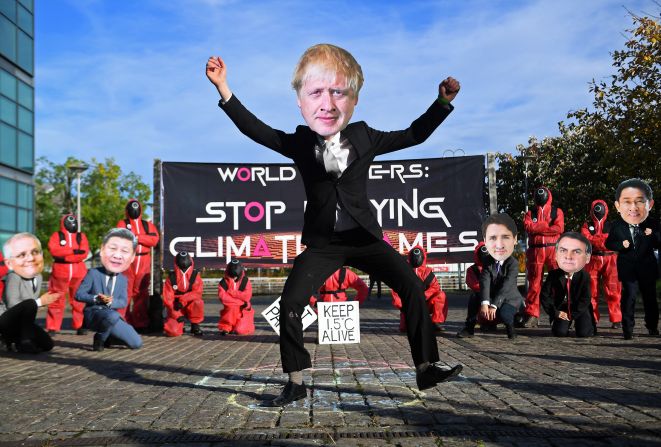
[566,276,572,320]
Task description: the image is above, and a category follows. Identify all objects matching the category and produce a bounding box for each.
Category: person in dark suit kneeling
[541,232,595,338]
[76,228,142,351]
[457,213,523,340]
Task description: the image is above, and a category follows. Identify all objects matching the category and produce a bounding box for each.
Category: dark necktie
[32,278,37,293]
[566,276,572,320]
[495,262,501,276]
[629,224,641,249]
[106,275,115,296]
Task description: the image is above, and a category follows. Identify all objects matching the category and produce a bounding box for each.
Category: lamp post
[66,162,89,230]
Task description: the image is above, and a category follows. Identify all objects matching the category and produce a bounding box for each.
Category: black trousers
[0,300,54,351]
[621,278,658,334]
[464,292,517,327]
[279,228,439,373]
[551,311,594,337]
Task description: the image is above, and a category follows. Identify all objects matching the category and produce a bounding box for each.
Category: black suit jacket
[479,256,523,309]
[219,95,453,248]
[540,268,592,321]
[605,217,660,282]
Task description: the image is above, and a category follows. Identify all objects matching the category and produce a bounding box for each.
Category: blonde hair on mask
[291,44,364,98]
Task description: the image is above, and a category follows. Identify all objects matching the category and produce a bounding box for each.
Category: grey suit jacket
[0,272,42,316]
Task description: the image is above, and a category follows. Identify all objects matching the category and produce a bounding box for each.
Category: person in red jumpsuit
[162,251,204,337]
[392,246,447,332]
[309,267,368,307]
[46,214,89,334]
[217,259,253,335]
[581,199,622,328]
[520,186,564,327]
[116,199,160,330]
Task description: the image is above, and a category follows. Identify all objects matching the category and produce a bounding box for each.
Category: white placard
[317,302,360,344]
[261,296,317,335]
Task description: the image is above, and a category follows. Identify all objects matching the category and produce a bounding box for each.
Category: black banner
[162,156,485,269]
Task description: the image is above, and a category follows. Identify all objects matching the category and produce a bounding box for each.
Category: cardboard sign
[261,297,317,335]
[317,302,360,344]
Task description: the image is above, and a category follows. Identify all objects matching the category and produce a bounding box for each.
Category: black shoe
[648,328,659,336]
[611,322,622,329]
[416,364,463,391]
[456,327,474,338]
[191,323,204,337]
[264,382,307,407]
[76,328,88,336]
[93,334,105,351]
[432,323,445,332]
[17,339,40,354]
[506,324,516,339]
[47,330,59,336]
[623,332,634,340]
[519,315,538,328]
[219,330,228,336]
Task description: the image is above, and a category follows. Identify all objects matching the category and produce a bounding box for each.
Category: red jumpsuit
[0,253,8,298]
[309,267,368,307]
[46,215,89,331]
[580,199,621,324]
[116,200,160,328]
[217,271,253,334]
[524,187,564,318]
[162,260,205,337]
[392,246,447,331]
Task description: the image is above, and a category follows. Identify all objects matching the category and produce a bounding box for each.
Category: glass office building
[0,0,34,247]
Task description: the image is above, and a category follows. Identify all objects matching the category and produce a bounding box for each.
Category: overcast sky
[35,0,651,184]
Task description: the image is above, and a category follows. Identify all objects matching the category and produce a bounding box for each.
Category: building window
[0,69,17,100]
[0,15,17,62]
[17,29,33,74]
[0,122,17,166]
[17,80,32,110]
[17,4,32,36]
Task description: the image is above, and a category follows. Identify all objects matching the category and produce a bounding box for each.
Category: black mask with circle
[408,248,424,268]
[592,203,606,220]
[126,201,141,219]
[478,244,491,266]
[175,251,192,271]
[534,187,549,207]
[64,215,78,233]
[226,259,243,278]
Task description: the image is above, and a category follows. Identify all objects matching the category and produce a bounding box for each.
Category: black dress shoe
[76,328,88,336]
[432,323,445,332]
[416,364,463,391]
[17,339,40,354]
[648,328,659,336]
[92,334,105,351]
[191,323,204,337]
[623,332,634,340]
[264,382,307,407]
[611,322,622,329]
[506,324,516,339]
[456,327,474,338]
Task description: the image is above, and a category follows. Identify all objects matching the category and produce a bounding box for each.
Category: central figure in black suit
[206,44,463,405]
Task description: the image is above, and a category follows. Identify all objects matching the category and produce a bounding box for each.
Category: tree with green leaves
[35,157,151,262]
[496,12,660,232]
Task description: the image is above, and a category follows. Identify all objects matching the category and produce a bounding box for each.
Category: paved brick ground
[0,293,659,447]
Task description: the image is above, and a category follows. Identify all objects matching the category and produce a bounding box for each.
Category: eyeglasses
[11,249,43,261]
